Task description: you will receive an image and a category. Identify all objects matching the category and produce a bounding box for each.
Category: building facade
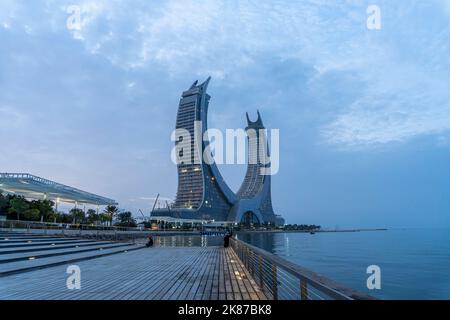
[152,78,284,226]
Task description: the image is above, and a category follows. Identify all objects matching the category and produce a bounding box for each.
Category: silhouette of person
[146,235,154,247]
[224,233,231,248]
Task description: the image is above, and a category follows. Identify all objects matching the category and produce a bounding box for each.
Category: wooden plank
[0,239,267,300]
[218,247,226,300]
[163,248,208,300]
[222,248,242,300]
[229,249,267,300]
[185,248,211,300]
[175,248,210,300]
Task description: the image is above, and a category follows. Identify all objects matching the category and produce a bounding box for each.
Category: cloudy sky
[1,0,450,228]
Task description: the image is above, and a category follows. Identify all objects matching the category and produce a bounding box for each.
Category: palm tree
[46,211,59,223]
[69,208,85,224]
[103,205,119,226]
[115,211,137,228]
[86,209,99,225]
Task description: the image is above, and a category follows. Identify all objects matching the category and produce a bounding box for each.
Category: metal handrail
[0,219,141,232]
[230,237,375,300]
[0,219,205,236]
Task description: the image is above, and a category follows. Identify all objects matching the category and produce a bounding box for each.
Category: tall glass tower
[170,78,236,221]
[152,78,283,226]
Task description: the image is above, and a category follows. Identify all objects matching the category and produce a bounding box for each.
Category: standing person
[223,233,231,248]
[146,235,154,247]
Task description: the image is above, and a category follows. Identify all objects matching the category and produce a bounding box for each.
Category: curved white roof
[0,173,117,206]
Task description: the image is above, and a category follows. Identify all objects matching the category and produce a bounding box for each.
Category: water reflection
[235,232,277,253]
[136,235,223,247]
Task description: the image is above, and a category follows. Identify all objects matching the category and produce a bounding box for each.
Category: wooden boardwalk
[0,246,267,300]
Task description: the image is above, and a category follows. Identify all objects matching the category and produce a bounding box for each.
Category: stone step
[0,242,135,263]
[0,239,95,249]
[0,241,116,255]
[0,244,144,277]
[0,237,79,243]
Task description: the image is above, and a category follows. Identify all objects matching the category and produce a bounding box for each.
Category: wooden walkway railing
[230,237,375,300]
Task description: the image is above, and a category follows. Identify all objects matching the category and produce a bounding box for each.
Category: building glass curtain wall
[152,78,284,226]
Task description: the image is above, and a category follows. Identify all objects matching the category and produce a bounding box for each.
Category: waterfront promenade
[0,231,373,300]
[0,232,266,300]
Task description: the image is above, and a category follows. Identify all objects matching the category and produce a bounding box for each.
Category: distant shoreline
[238,228,388,234]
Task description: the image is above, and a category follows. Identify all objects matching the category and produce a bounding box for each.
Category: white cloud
[63,1,362,73]
[319,2,450,148]
[3,0,450,149]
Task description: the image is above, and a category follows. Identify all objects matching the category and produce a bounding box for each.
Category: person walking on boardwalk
[146,235,154,247]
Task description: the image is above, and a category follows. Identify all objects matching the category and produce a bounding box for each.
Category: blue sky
[1,0,450,228]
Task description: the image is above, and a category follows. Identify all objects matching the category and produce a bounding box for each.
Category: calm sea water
[236,229,450,299]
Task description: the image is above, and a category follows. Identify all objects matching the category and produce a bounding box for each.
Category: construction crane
[150,193,160,215]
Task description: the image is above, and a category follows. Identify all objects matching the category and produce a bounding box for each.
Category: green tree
[103,205,119,226]
[99,213,110,225]
[8,197,30,220]
[39,200,55,221]
[86,209,99,224]
[46,211,60,223]
[59,213,73,224]
[22,208,40,221]
[114,211,137,228]
[69,208,85,224]
[30,200,55,221]
[0,193,10,215]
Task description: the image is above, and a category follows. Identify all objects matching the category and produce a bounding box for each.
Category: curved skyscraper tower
[228,111,278,225]
[155,78,236,221]
[152,78,284,226]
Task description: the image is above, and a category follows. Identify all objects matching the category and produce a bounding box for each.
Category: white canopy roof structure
[0,173,117,206]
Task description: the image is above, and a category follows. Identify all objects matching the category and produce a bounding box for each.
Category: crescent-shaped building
[152,78,284,227]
